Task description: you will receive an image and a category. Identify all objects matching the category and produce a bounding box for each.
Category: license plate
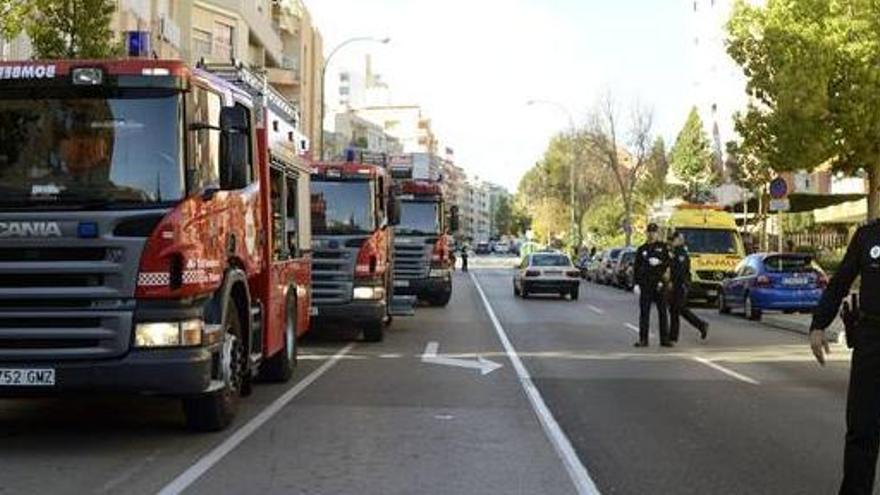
[783,277,807,286]
[546,270,562,276]
[394,280,409,288]
[309,306,318,316]
[706,290,718,297]
[0,368,55,387]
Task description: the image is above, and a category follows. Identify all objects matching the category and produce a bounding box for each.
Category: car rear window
[763,255,814,273]
[531,254,571,267]
[608,248,623,260]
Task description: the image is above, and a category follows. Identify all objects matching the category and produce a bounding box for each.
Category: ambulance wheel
[183,302,244,432]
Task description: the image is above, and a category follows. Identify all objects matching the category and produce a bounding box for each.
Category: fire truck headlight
[135,319,203,347]
[353,286,385,300]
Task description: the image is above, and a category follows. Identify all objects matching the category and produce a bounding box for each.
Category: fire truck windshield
[310,180,376,235]
[0,90,183,209]
[397,200,441,236]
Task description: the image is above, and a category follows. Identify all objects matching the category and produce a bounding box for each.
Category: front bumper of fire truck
[0,300,221,397]
[394,269,452,297]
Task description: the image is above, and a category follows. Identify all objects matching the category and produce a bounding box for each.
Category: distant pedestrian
[634,223,672,348]
[460,245,469,272]
[668,232,708,342]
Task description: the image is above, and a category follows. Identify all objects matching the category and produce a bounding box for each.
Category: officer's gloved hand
[810,329,830,366]
[633,284,641,296]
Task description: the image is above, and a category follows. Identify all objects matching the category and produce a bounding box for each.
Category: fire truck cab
[0,59,312,431]
[391,175,453,307]
[310,153,410,342]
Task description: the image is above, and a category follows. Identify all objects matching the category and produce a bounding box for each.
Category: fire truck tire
[427,291,452,307]
[363,320,384,343]
[183,302,244,432]
[260,295,298,383]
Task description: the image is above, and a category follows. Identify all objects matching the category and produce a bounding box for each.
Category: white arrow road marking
[586,304,605,315]
[421,341,503,375]
[693,357,760,385]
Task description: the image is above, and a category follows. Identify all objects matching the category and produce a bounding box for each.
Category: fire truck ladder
[197,60,300,127]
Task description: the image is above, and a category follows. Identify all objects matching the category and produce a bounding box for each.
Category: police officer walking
[668,232,708,342]
[634,223,672,348]
[810,220,880,494]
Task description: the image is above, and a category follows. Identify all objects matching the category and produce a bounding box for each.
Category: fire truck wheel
[427,291,452,307]
[183,302,244,432]
[362,320,384,343]
[260,295,298,383]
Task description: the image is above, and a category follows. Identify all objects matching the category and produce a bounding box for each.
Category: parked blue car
[718,253,828,321]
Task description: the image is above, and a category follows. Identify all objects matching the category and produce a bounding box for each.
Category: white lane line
[157,343,356,495]
[470,272,601,495]
[586,304,605,315]
[693,356,760,386]
[624,323,639,334]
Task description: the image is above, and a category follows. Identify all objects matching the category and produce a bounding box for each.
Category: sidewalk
[761,312,844,342]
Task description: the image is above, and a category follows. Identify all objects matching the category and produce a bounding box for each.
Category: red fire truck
[310,153,410,342]
[391,174,454,307]
[0,59,312,431]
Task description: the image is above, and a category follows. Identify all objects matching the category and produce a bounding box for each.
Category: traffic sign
[769,199,791,212]
[769,177,788,199]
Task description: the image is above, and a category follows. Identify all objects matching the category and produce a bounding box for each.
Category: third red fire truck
[390,161,454,306]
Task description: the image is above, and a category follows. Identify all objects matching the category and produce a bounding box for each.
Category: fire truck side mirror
[219,106,250,190]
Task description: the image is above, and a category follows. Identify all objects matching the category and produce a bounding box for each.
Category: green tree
[586,96,656,247]
[516,131,613,248]
[670,107,717,200]
[0,0,118,59]
[727,0,880,220]
[492,194,513,236]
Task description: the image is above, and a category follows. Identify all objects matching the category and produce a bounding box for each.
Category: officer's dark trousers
[841,325,880,495]
[638,283,669,344]
[461,256,468,272]
[669,285,705,342]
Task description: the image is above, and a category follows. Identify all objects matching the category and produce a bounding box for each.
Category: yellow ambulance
[656,205,745,302]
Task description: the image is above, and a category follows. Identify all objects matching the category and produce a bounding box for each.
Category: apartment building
[354,105,438,155]
[2,0,324,156]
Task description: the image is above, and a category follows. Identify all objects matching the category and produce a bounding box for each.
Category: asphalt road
[0,256,860,494]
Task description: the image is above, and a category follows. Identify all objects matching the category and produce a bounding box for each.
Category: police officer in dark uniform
[634,223,672,347]
[668,231,708,342]
[810,219,880,494]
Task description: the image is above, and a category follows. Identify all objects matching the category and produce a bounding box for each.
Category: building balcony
[267,67,300,88]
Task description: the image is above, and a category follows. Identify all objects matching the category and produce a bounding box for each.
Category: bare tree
[587,95,656,247]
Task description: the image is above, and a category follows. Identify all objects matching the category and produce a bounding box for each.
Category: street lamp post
[527,100,578,251]
[319,36,390,161]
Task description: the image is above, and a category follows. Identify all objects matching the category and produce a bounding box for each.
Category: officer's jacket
[670,245,692,287]
[812,220,880,330]
[634,241,671,285]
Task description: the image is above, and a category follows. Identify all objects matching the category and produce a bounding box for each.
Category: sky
[310,0,745,192]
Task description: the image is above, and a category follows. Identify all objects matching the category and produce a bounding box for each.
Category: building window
[192,28,212,61]
[213,22,235,61]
